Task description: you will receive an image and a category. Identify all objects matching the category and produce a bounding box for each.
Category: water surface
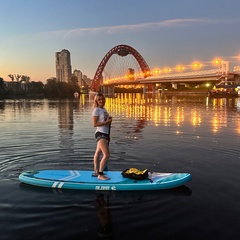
[0,94,240,240]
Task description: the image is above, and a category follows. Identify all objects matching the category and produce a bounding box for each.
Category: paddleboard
[19,170,192,191]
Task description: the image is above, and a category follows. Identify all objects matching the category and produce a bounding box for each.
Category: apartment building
[55,49,72,82]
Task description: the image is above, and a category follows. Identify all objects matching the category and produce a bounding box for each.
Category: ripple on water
[1,97,240,240]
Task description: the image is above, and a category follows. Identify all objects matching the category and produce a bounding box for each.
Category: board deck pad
[19,170,192,191]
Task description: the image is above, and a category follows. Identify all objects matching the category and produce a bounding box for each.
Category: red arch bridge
[90,44,240,94]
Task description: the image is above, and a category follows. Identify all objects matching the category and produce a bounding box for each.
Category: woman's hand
[105,116,112,124]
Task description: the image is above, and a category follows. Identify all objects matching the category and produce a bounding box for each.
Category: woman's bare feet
[98,174,110,180]
[92,172,98,177]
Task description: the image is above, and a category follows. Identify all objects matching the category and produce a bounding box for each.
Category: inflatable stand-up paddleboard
[19,170,192,191]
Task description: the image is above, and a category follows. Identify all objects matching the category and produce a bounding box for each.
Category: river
[0,93,240,240]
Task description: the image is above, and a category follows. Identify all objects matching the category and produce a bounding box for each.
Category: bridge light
[213,58,224,68]
[154,69,161,74]
[213,58,222,66]
[164,68,171,72]
[192,62,202,69]
[176,65,185,71]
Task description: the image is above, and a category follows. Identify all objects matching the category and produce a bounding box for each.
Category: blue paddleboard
[19,170,192,191]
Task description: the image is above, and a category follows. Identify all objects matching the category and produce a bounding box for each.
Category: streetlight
[192,62,202,69]
[176,65,185,71]
[213,58,222,66]
[164,68,171,73]
[213,58,223,73]
[154,69,161,74]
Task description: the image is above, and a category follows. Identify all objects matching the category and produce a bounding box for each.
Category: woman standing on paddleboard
[92,93,112,180]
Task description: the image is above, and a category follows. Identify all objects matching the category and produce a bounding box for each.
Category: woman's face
[97,96,105,107]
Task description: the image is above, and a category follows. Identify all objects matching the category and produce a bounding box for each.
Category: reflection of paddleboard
[19,170,192,191]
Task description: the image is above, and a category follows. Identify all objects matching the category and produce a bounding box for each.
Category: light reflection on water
[0,93,240,240]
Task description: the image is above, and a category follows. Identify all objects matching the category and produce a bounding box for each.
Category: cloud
[34,18,237,39]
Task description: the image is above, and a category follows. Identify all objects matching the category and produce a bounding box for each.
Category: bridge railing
[104,68,222,84]
[149,69,221,79]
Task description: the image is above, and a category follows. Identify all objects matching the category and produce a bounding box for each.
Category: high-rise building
[82,75,92,87]
[73,69,83,86]
[55,49,72,82]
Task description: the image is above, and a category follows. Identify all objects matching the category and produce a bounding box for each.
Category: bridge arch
[90,44,151,92]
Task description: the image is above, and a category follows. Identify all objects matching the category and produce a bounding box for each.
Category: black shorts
[95,132,110,142]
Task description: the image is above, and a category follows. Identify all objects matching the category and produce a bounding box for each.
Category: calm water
[0,93,240,240]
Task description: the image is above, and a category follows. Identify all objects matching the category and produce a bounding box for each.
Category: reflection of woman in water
[96,194,113,239]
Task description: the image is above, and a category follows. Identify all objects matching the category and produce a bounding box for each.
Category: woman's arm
[92,116,112,127]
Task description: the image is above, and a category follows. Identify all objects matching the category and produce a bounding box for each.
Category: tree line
[0,75,88,98]
[8,74,30,83]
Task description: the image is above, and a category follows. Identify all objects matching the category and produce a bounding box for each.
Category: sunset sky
[1,0,240,83]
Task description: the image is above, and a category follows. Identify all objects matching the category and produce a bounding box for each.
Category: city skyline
[1,0,240,83]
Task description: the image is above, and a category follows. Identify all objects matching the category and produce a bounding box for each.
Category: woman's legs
[96,138,110,180]
[93,144,101,175]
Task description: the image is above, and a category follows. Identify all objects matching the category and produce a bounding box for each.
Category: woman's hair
[93,93,106,108]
